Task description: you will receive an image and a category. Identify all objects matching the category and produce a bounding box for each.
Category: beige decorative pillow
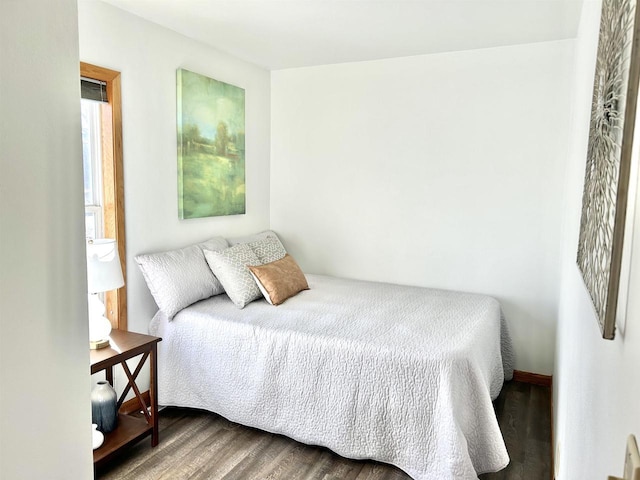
[248,254,309,306]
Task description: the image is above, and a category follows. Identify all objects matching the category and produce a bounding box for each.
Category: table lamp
[87,239,124,349]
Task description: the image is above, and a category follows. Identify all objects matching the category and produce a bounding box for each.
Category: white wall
[78,0,271,334]
[271,42,574,375]
[554,1,640,478]
[0,0,93,478]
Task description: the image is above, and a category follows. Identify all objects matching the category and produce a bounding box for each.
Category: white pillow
[135,236,228,319]
[199,237,229,254]
[203,243,263,309]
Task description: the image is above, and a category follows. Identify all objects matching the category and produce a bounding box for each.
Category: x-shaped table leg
[116,352,151,423]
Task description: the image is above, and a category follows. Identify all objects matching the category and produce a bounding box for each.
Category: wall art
[577,0,640,339]
[177,68,245,219]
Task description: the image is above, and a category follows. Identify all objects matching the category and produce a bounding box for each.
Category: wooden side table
[90,329,162,465]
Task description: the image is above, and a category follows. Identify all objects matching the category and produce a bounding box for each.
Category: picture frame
[177,68,246,219]
[577,0,640,339]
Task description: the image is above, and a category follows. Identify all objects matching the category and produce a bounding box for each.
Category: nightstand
[90,329,162,465]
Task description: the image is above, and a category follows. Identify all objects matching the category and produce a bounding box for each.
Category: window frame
[81,62,127,331]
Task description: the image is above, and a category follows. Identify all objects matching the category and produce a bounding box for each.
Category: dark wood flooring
[479,381,551,480]
[95,381,551,480]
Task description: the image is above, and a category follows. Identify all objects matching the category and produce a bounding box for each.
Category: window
[82,99,103,240]
[80,62,127,331]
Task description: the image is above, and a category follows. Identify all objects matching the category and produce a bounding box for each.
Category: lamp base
[90,338,110,350]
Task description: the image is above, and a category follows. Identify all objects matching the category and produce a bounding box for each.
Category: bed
[147,272,514,480]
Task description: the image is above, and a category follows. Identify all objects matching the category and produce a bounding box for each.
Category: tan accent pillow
[248,254,309,306]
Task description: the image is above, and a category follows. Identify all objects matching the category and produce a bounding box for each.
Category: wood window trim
[81,62,127,331]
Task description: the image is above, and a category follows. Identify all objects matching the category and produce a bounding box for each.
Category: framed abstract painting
[177,68,246,219]
[577,0,640,339]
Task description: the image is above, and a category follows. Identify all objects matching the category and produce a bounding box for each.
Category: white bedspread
[149,274,514,479]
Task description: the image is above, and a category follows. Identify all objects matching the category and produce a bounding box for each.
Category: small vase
[91,381,118,433]
[92,423,104,450]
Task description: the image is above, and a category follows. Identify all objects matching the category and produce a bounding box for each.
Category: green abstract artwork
[177,68,245,219]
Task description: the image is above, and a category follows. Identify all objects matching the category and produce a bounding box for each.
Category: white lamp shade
[86,239,124,294]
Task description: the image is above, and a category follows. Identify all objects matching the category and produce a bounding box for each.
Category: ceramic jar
[91,381,118,433]
[92,423,104,450]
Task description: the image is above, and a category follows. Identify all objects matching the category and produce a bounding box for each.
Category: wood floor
[95,381,551,480]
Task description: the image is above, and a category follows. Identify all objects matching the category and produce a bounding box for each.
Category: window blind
[81,77,108,103]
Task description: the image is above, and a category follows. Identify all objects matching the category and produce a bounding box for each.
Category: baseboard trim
[120,390,151,415]
[512,370,552,387]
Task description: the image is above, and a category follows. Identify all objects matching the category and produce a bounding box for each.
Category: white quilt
[149,274,514,479]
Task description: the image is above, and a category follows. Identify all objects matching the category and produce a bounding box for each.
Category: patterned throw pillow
[247,235,287,264]
[203,243,263,309]
[227,230,283,246]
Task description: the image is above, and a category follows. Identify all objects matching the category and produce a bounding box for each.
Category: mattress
[149,274,514,479]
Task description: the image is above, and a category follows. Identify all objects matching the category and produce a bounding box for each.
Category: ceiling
[102,0,583,70]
